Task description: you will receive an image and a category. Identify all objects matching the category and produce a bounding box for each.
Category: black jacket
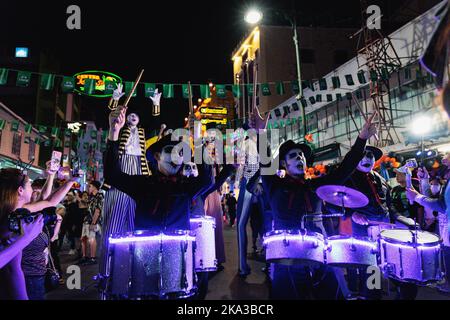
[247,137,367,231]
[104,140,212,232]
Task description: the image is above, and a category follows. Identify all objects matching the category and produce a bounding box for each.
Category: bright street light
[411,116,432,135]
[244,9,263,24]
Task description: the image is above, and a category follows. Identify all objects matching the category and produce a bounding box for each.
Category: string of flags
[0,118,110,152]
[0,66,433,100]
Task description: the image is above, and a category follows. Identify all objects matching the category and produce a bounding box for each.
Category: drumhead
[380,229,441,245]
[164,230,196,238]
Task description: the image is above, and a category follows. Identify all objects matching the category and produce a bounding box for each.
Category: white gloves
[113,83,125,101]
[149,88,162,106]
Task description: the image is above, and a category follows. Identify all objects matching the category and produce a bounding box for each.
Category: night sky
[0,0,436,132]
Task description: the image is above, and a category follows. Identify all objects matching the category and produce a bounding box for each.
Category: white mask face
[182,162,198,177]
[158,145,183,176]
[357,151,376,173]
[431,184,441,195]
[284,148,306,176]
[127,113,139,127]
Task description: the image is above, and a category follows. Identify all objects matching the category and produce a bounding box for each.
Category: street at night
[0,0,450,312]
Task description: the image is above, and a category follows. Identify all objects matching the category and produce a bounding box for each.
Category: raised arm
[105,107,151,199]
[24,179,76,213]
[311,112,378,188]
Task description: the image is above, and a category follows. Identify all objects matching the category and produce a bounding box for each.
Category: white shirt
[125,127,142,156]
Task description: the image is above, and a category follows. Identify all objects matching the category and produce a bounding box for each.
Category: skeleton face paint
[127,113,140,127]
[158,144,183,176]
[182,162,199,178]
[357,150,375,173]
[284,148,306,176]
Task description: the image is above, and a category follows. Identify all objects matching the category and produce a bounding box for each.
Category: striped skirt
[100,154,142,275]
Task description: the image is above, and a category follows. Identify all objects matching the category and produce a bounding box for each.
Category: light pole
[285,13,307,139]
[244,8,306,138]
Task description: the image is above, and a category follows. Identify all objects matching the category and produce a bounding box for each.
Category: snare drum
[190,215,217,272]
[325,235,378,268]
[263,230,325,267]
[379,229,443,284]
[107,230,197,299]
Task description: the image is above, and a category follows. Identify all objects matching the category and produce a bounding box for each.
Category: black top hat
[365,145,383,161]
[278,140,313,164]
[147,133,180,155]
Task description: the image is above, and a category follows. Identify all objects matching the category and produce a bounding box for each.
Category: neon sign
[200,107,228,115]
[73,70,122,98]
[201,119,227,125]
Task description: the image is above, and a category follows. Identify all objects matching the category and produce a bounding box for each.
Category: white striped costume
[100,127,150,276]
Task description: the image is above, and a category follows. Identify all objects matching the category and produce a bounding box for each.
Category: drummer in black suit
[104,107,212,233]
[247,111,378,300]
[339,145,418,300]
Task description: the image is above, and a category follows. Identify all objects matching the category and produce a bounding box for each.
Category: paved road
[46,225,450,300]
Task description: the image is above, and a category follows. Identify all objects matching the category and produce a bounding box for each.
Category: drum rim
[264,229,324,239]
[109,229,195,240]
[190,214,215,220]
[379,229,442,246]
[326,235,375,243]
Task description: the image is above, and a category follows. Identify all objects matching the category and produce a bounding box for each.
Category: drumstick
[123,69,145,108]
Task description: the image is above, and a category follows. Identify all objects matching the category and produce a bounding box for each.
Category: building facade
[0,101,47,179]
[231,25,358,122]
[266,0,448,163]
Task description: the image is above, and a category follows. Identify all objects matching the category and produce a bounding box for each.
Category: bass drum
[107,230,197,299]
[263,229,325,267]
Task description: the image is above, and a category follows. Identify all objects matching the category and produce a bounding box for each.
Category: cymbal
[316,185,369,209]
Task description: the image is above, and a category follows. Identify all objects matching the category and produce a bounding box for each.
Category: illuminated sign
[73,70,122,98]
[201,119,228,125]
[15,47,29,58]
[200,107,228,115]
[67,122,82,134]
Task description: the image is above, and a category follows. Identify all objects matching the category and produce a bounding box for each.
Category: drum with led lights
[106,230,197,299]
[263,230,325,267]
[379,229,443,284]
[190,215,217,272]
[325,235,378,267]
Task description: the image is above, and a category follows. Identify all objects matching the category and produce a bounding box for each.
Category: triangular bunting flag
[104,80,117,95]
[261,83,271,96]
[216,85,226,98]
[61,77,75,93]
[144,83,156,98]
[163,84,174,98]
[25,124,33,134]
[51,127,60,137]
[232,85,241,98]
[0,68,9,85]
[10,121,19,132]
[84,78,96,95]
[182,84,192,99]
[200,84,211,99]
[40,74,55,90]
[16,71,31,87]
[276,82,285,95]
[124,82,137,97]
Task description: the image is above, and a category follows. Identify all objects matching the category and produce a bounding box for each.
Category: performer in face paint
[100,85,151,278]
[104,106,212,232]
[341,146,419,300]
[247,111,378,300]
